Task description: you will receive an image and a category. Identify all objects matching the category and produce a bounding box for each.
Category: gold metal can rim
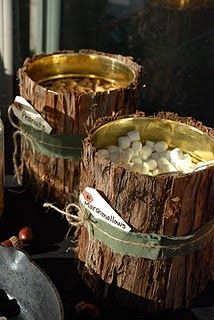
[25,52,137,90]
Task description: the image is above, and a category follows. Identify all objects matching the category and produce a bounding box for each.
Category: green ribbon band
[21,124,84,159]
[87,215,214,260]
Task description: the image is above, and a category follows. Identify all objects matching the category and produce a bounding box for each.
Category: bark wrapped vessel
[17,49,143,204]
[77,112,214,312]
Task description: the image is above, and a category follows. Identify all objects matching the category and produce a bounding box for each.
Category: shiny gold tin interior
[26,53,136,89]
[92,117,214,163]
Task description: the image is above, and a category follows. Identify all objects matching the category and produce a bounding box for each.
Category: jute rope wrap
[43,201,214,261]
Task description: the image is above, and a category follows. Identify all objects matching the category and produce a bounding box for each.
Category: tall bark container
[77,112,214,312]
[17,49,143,204]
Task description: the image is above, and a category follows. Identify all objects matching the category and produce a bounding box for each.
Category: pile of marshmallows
[96,129,206,176]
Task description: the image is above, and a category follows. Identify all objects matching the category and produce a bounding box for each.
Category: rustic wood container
[17,49,143,204]
[77,112,214,312]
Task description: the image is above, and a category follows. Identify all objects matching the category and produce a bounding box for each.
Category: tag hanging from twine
[8,104,84,185]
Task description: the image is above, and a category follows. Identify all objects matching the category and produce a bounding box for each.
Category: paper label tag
[79,187,131,232]
[12,96,52,134]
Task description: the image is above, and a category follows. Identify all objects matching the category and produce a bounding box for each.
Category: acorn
[18,226,33,244]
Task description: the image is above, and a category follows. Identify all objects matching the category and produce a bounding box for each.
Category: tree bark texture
[17,49,143,205]
[77,112,214,312]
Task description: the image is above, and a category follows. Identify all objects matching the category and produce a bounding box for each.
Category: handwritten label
[12,96,52,134]
[79,187,131,232]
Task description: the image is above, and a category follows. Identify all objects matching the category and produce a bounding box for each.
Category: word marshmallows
[96,130,206,176]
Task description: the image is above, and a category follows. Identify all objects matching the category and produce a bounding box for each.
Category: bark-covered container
[17,49,143,204]
[77,112,214,312]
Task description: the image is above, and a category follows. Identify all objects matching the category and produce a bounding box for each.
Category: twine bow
[43,202,94,268]
[43,202,91,237]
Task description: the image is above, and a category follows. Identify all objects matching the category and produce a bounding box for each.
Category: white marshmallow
[124,147,135,159]
[108,145,119,154]
[127,130,140,142]
[183,165,195,173]
[161,163,177,173]
[139,145,152,161]
[140,162,150,174]
[118,136,131,149]
[118,149,133,163]
[176,160,191,172]
[182,153,192,164]
[157,157,172,169]
[146,159,157,171]
[154,141,168,153]
[131,156,142,164]
[99,138,198,175]
[131,141,142,152]
[132,162,149,174]
[150,152,160,161]
[169,148,183,162]
[159,150,171,161]
[152,168,160,176]
[145,140,155,150]
[132,150,139,157]
[109,151,119,162]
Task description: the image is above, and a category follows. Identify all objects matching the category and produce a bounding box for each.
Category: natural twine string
[43,201,214,260]
[43,202,89,236]
[43,202,93,267]
[8,104,36,185]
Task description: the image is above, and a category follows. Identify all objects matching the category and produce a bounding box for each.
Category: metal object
[25,52,136,90]
[91,117,214,163]
[0,247,64,320]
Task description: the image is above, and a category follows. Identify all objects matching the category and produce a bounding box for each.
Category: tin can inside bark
[77,112,214,312]
[17,49,143,205]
